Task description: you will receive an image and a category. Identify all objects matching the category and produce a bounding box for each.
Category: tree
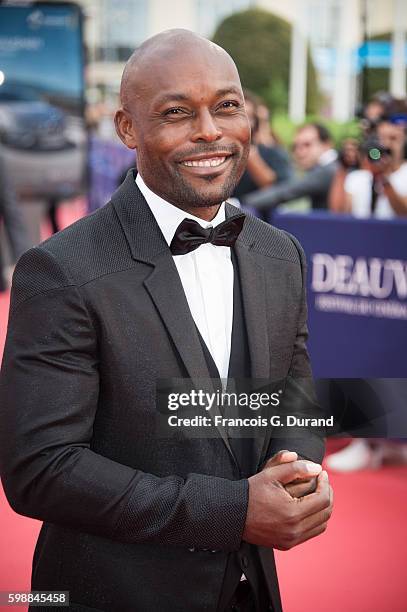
[212,8,320,115]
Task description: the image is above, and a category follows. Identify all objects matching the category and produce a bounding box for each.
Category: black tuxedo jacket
[0,170,324,611]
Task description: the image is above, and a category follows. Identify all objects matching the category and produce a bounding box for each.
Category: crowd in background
[238,89,407,220]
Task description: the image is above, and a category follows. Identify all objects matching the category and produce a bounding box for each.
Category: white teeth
[181,157,226,168]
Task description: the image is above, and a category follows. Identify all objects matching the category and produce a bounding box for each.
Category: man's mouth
[177,153,233,175]
[180,156,227,168]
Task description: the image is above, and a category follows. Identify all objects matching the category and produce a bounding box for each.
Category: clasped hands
[242,450,333,551]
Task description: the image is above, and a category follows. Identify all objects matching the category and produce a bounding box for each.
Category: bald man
[0,30,332,612]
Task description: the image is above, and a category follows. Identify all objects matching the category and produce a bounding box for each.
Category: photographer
[329,117,407,218]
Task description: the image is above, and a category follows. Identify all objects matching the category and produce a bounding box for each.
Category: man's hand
[285,477,317,499]
[243,460,333,550]
[263,450,317,498]
[368,155,392,178]
[245,145,277,187]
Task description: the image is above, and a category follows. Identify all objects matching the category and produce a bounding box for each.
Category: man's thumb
[266,460,322,485]
[263,450,298,469]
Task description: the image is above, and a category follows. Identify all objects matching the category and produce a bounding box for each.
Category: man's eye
[220,101,239,109]
[164,108,184,115]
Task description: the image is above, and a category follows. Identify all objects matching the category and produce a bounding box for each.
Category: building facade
[74,0,405,121]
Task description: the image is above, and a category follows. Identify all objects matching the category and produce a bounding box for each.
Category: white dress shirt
[136,173,233,381]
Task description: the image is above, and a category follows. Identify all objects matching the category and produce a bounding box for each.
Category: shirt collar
[135,172,226,247]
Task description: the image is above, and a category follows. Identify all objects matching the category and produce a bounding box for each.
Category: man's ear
[114,108,138,149]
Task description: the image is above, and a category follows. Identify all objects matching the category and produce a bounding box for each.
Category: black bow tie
[170,213,246,256]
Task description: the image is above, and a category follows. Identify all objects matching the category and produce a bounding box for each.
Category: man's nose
[191,109,222,143]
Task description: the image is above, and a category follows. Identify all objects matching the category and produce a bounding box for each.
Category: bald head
[114,28,250,216]
[120,29,238,112]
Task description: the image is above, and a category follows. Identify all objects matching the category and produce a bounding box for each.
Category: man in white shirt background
[329,116,407,218]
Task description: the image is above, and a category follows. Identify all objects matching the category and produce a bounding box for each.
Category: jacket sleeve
[0,246,248,551]
[262,234,325,465]
[242,166,331,210]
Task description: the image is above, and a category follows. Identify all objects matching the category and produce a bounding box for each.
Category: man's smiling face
[115,33,251,212]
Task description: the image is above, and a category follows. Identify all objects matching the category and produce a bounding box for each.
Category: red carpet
[275,465,407,612]
[1,202,407,611]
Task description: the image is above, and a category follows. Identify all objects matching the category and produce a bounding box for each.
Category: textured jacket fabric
[0,169,324,612]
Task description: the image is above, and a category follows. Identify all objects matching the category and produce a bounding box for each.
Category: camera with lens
[361,138,392,164]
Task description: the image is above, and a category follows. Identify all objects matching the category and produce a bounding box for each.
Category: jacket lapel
[226,204,271,468]
[226,203,271,381]
[233,246,270,380]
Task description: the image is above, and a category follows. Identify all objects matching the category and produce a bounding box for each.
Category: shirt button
[210,549,218,553]
[188,547,195,552]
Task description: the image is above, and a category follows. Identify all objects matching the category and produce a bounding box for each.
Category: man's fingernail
[321,470,328,480]
[305,462,322,473]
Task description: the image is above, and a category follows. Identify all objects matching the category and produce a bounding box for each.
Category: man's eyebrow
[154,87,243,107]
[214,87,243,98]
[154,93,190,106]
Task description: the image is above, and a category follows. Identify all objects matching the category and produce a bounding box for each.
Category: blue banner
[273,212,407,378]
[358,40,407,69]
